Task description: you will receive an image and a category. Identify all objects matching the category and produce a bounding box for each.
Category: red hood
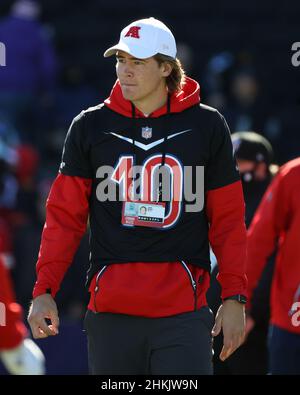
[104,76,200,118]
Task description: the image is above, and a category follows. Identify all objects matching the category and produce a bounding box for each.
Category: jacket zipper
[181,260,197,311]
[93,265,108,312]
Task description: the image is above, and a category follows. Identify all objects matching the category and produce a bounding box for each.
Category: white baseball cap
[103,17,177,59]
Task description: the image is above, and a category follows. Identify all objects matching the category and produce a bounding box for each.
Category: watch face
[238,295,247,303]
[225,295,247,304]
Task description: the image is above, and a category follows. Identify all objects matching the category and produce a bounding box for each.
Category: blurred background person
[0,255,45,375]
[0,0,58,144]
[207,131,278,375]
[0,130,45,374]
[246,157,300,375]
[203,52,283,162]
[231,132,278,227]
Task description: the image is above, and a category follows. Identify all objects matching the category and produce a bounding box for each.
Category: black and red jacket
[33,77,247,317]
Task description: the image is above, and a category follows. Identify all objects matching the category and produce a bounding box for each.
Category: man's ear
[161,62,172,77]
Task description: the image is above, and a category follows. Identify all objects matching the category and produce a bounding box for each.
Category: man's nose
[123,64,134,77]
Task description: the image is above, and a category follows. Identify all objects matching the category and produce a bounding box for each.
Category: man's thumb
[212,316,222,337]
[49,311,59,334]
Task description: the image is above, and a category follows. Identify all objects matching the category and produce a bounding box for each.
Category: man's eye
[134,61,143,65]
[117,58,124,63]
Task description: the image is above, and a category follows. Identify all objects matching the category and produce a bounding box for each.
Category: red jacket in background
[0,258,27,350]
[246,158,300,334]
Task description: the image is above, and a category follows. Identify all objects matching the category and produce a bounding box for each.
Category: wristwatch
[224,294,247,304]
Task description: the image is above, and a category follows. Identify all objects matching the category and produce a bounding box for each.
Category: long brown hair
[154,54,186,94]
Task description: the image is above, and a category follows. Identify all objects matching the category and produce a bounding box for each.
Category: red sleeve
[246,170,290,307]
[206,180,248,300]
[0,258,27,350]
[32,174,92,299]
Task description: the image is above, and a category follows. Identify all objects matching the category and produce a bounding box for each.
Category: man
[28,17,247,375]
[139,206,147,216]
[246,157,300,375]
[207,131,277,375]
[231,131,277,227]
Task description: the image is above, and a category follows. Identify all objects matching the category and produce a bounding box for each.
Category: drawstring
[158,95,171,202]
[159,94,171,169]
[130,94,171,202]
[130,101,137,166]
[130,102,139,200]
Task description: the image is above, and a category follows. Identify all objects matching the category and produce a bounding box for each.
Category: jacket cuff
[32,282,58,299]
[217,273,248,301]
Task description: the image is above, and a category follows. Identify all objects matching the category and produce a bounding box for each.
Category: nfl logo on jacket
[142,127,152,139]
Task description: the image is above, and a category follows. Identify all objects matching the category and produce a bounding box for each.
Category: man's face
[140,207,146,215]
[237,159,267,181]
[237,159,255,174]
[116,50,169,102]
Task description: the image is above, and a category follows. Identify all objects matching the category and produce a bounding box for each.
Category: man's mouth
[121,83,136,87]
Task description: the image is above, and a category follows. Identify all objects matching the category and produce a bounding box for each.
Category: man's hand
[211,300,246,361]
[27,294,59,339]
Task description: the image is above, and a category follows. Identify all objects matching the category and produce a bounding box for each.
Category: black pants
[84,306,214,375]
[268,325,300,375]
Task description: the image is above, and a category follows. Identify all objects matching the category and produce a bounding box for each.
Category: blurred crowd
[0,0,299,375]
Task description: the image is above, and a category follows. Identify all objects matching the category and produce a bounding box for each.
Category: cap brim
[103,42,155,59]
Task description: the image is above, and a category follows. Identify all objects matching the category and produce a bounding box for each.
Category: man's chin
[122,93,134,101]
[120,87,138,101]
[122,92,135,101]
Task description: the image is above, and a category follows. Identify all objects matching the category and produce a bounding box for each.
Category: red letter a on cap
[125,26,141,39]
